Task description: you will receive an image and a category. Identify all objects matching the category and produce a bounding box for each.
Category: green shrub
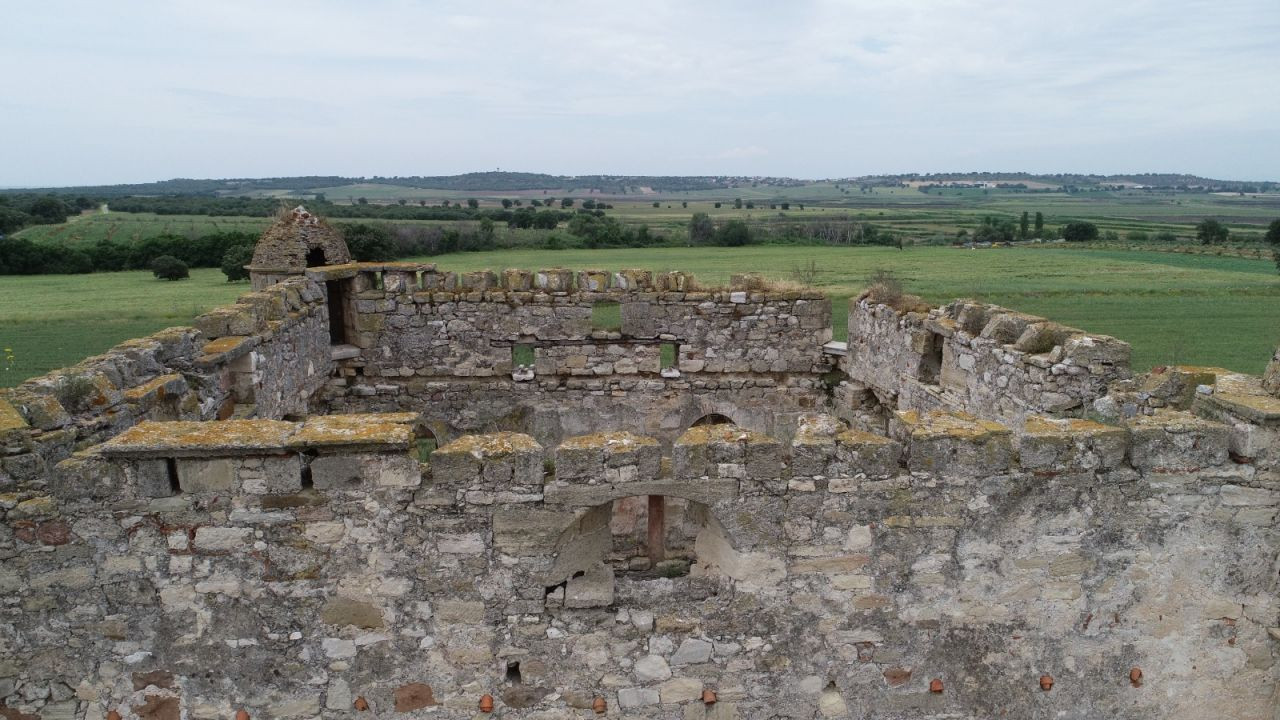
[1061,221,1099,242]
[220,244,254,282]
[150,255,189,281]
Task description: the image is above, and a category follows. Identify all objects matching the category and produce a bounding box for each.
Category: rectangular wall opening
[512,344,535,367]
[326,280,349,345]
[660,342,677,369]
[591,301,621,331]
[919,332,943,385]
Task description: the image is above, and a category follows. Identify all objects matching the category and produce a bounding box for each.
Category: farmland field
[3,246,1278,387]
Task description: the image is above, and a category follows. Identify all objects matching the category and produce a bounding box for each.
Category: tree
[220,245,254,282]
[733,198,743,209]
[0,207,31,234]
[1034,211,1044,236]
[688,212,715,245]
[1266,219,1280,272]
[652,201,660,208]
[1061,221,1099,243]
[714,219,751,247]
[781,202,790,211]
[681,201,687,208]
[1152,231,1177,243]
[1196,218,1229,245]
[1266,218,1280,247]
[356,197,369,205]
[467,198,479,209]
[561,198,574,208]
[150,255,189,281]
[340,223,396,261]
[501,199,513,209]
[973,216,1016,243]
[745,201,755,209]
[714,202,722,209]
[479,217,495,243]
[27,197,69,224]
[1019,211,1029,239]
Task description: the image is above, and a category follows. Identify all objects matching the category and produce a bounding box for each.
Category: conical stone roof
[249,205,351,273]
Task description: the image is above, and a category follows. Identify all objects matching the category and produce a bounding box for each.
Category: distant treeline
[866,172,1279,193]
[0,194,93,234]
[0,172,746,198]
[0,231,260,275]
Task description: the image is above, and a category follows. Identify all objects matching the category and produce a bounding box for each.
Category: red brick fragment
[394,683,436,712]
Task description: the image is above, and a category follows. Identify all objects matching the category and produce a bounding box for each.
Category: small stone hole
[300,465,314,489]
[505,661,522,685]
[165,458,180,494]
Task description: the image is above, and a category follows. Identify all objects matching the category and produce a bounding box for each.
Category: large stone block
[892,410,1012,475]
[1127,411,1229,471]
[176,458,235,493]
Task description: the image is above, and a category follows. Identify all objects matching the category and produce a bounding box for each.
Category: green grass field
[4,246,1276,387]
[0,269,244,386]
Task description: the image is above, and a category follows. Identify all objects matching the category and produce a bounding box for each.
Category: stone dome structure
[247,205,351,289]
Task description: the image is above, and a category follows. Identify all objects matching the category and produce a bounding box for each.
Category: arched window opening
[305,247,327,268]
[691,413,733,428]
[415,425,437,463]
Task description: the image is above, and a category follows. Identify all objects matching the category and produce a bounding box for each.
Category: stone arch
[691,412,734,427]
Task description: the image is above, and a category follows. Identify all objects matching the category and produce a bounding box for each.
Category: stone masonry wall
[2,408,1276,720]
[845,298,1132,424]
[316,264,833,446]
[0,276,333,497]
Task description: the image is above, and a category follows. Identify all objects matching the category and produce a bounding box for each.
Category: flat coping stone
[289,413,416,451]
[96,419,298,458]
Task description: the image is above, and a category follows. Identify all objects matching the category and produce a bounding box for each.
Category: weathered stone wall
[0,276,333,492]
[3,410,1276,720]
[316,264,832,445]
[845,298,1132,424]
[325,265,830,379]
[323,373,829,449]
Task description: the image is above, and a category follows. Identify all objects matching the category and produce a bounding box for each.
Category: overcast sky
[2,0,1277,186]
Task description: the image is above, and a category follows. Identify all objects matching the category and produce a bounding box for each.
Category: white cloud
[0,0,1276,184]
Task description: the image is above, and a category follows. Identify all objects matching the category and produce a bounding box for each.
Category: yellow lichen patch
[558,431,659,453]
[675,423,776,446]
[836,429,897,447]
[1126,410,1221,433]
[1205,392,1280,423]
[1021,416,1125,442]
[122,374,183,403]
[198,336,253,362]
[1209,371,1266,397]
[897,410,1010,440]
[290,414,416,449]
[434,432,541,459]
[306,263,361,279]
[793,414,844,445]
[0,395,29,434]
[97,419,297,457]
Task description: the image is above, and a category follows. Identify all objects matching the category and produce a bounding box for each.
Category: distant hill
[3,171,1275,197]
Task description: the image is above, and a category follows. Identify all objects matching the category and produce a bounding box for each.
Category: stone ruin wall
[1,260,1279,720]
[316,264,833,446]
[842,298,1133,427]
[3,408,1277,720]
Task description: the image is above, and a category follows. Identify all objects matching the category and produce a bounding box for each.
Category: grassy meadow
[3,245,1278,386]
